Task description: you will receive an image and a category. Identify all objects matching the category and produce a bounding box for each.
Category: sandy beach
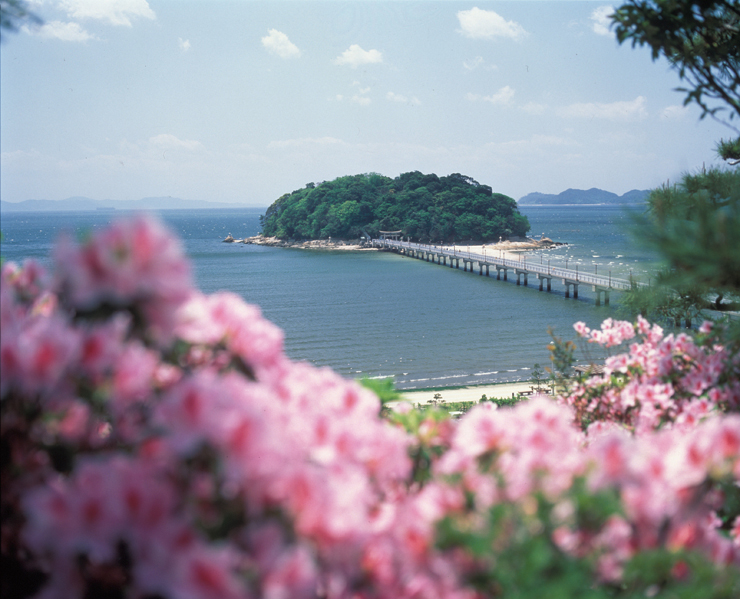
[231,236,558,255]
[395,380,550,408]
[447,244,528,263]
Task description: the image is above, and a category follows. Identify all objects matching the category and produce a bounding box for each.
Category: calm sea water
[1,205,657,389]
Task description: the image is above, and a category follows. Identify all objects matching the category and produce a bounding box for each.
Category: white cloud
[591,6,614,36]
[457,7,526,41]
[333,44,383,68]
[178,37,190,52]
[23,20,96,41]
[60,0,155,27]
[334,83,374,105]
[268,137,346,150]
[261,29,301,59]
[489,134,579,153]
[558,96,648,121]
[660,104,690,120]
[520,102,547,115]
[467,86,515,105]
[464,56,484,70]
[149,134,202,151]
[386,92,421,106]
[463,56,498,71]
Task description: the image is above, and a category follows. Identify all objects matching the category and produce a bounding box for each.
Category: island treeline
[260,171,530,243]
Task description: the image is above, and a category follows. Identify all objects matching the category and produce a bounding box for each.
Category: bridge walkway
[374,239,645,304]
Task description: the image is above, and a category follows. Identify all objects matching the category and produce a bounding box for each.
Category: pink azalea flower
[7,216,740,599]
[110,341,158,411]
[1,310,80,398]
[261,545,317,599]
[55,215,192,342]
[171,546,244,599]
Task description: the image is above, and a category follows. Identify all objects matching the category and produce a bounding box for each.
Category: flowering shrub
[428,399,740,597]
[2,215,739,598]
[564,317,740,433]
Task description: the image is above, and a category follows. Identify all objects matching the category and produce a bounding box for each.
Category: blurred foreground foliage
[614,0,740,341]
[613,0,740,162]
[358,376,401,405]
[621,167,740,343]
[0,0,41,42]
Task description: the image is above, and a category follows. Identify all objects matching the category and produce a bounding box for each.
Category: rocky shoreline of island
[226,234,378,251]
[224,234,564,252]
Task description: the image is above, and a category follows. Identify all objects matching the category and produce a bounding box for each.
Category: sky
[0,0,734,206]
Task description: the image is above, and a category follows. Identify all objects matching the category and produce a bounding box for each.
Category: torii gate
[379,230,402,241]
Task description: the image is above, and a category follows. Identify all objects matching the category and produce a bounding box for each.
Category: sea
[1,205,658,390]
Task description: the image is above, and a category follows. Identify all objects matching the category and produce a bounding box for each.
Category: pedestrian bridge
[374,239,644,305]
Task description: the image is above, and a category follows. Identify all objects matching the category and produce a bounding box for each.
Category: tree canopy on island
[259,171,530,242]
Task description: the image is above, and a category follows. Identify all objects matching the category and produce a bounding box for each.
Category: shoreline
[230,235,378,251]
[394,379,549,407]
[226,235,563,253]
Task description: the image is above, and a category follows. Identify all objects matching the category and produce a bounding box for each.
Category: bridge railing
[376,239,644,291]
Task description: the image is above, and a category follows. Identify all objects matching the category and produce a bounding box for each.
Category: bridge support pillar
[563,282,579,299]
[496,266,508,281]
[537,275,552,292]
[592,287,611,306]
[486,264,490,276]
[479,262,483,275]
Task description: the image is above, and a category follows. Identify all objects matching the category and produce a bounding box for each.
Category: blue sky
[0,0,733,206]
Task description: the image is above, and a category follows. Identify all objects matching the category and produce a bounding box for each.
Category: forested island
[259,171,530,243]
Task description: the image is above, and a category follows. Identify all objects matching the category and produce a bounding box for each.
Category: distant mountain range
[2,188,649,212]
[0,196,264,212]
[517,188,650,205]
